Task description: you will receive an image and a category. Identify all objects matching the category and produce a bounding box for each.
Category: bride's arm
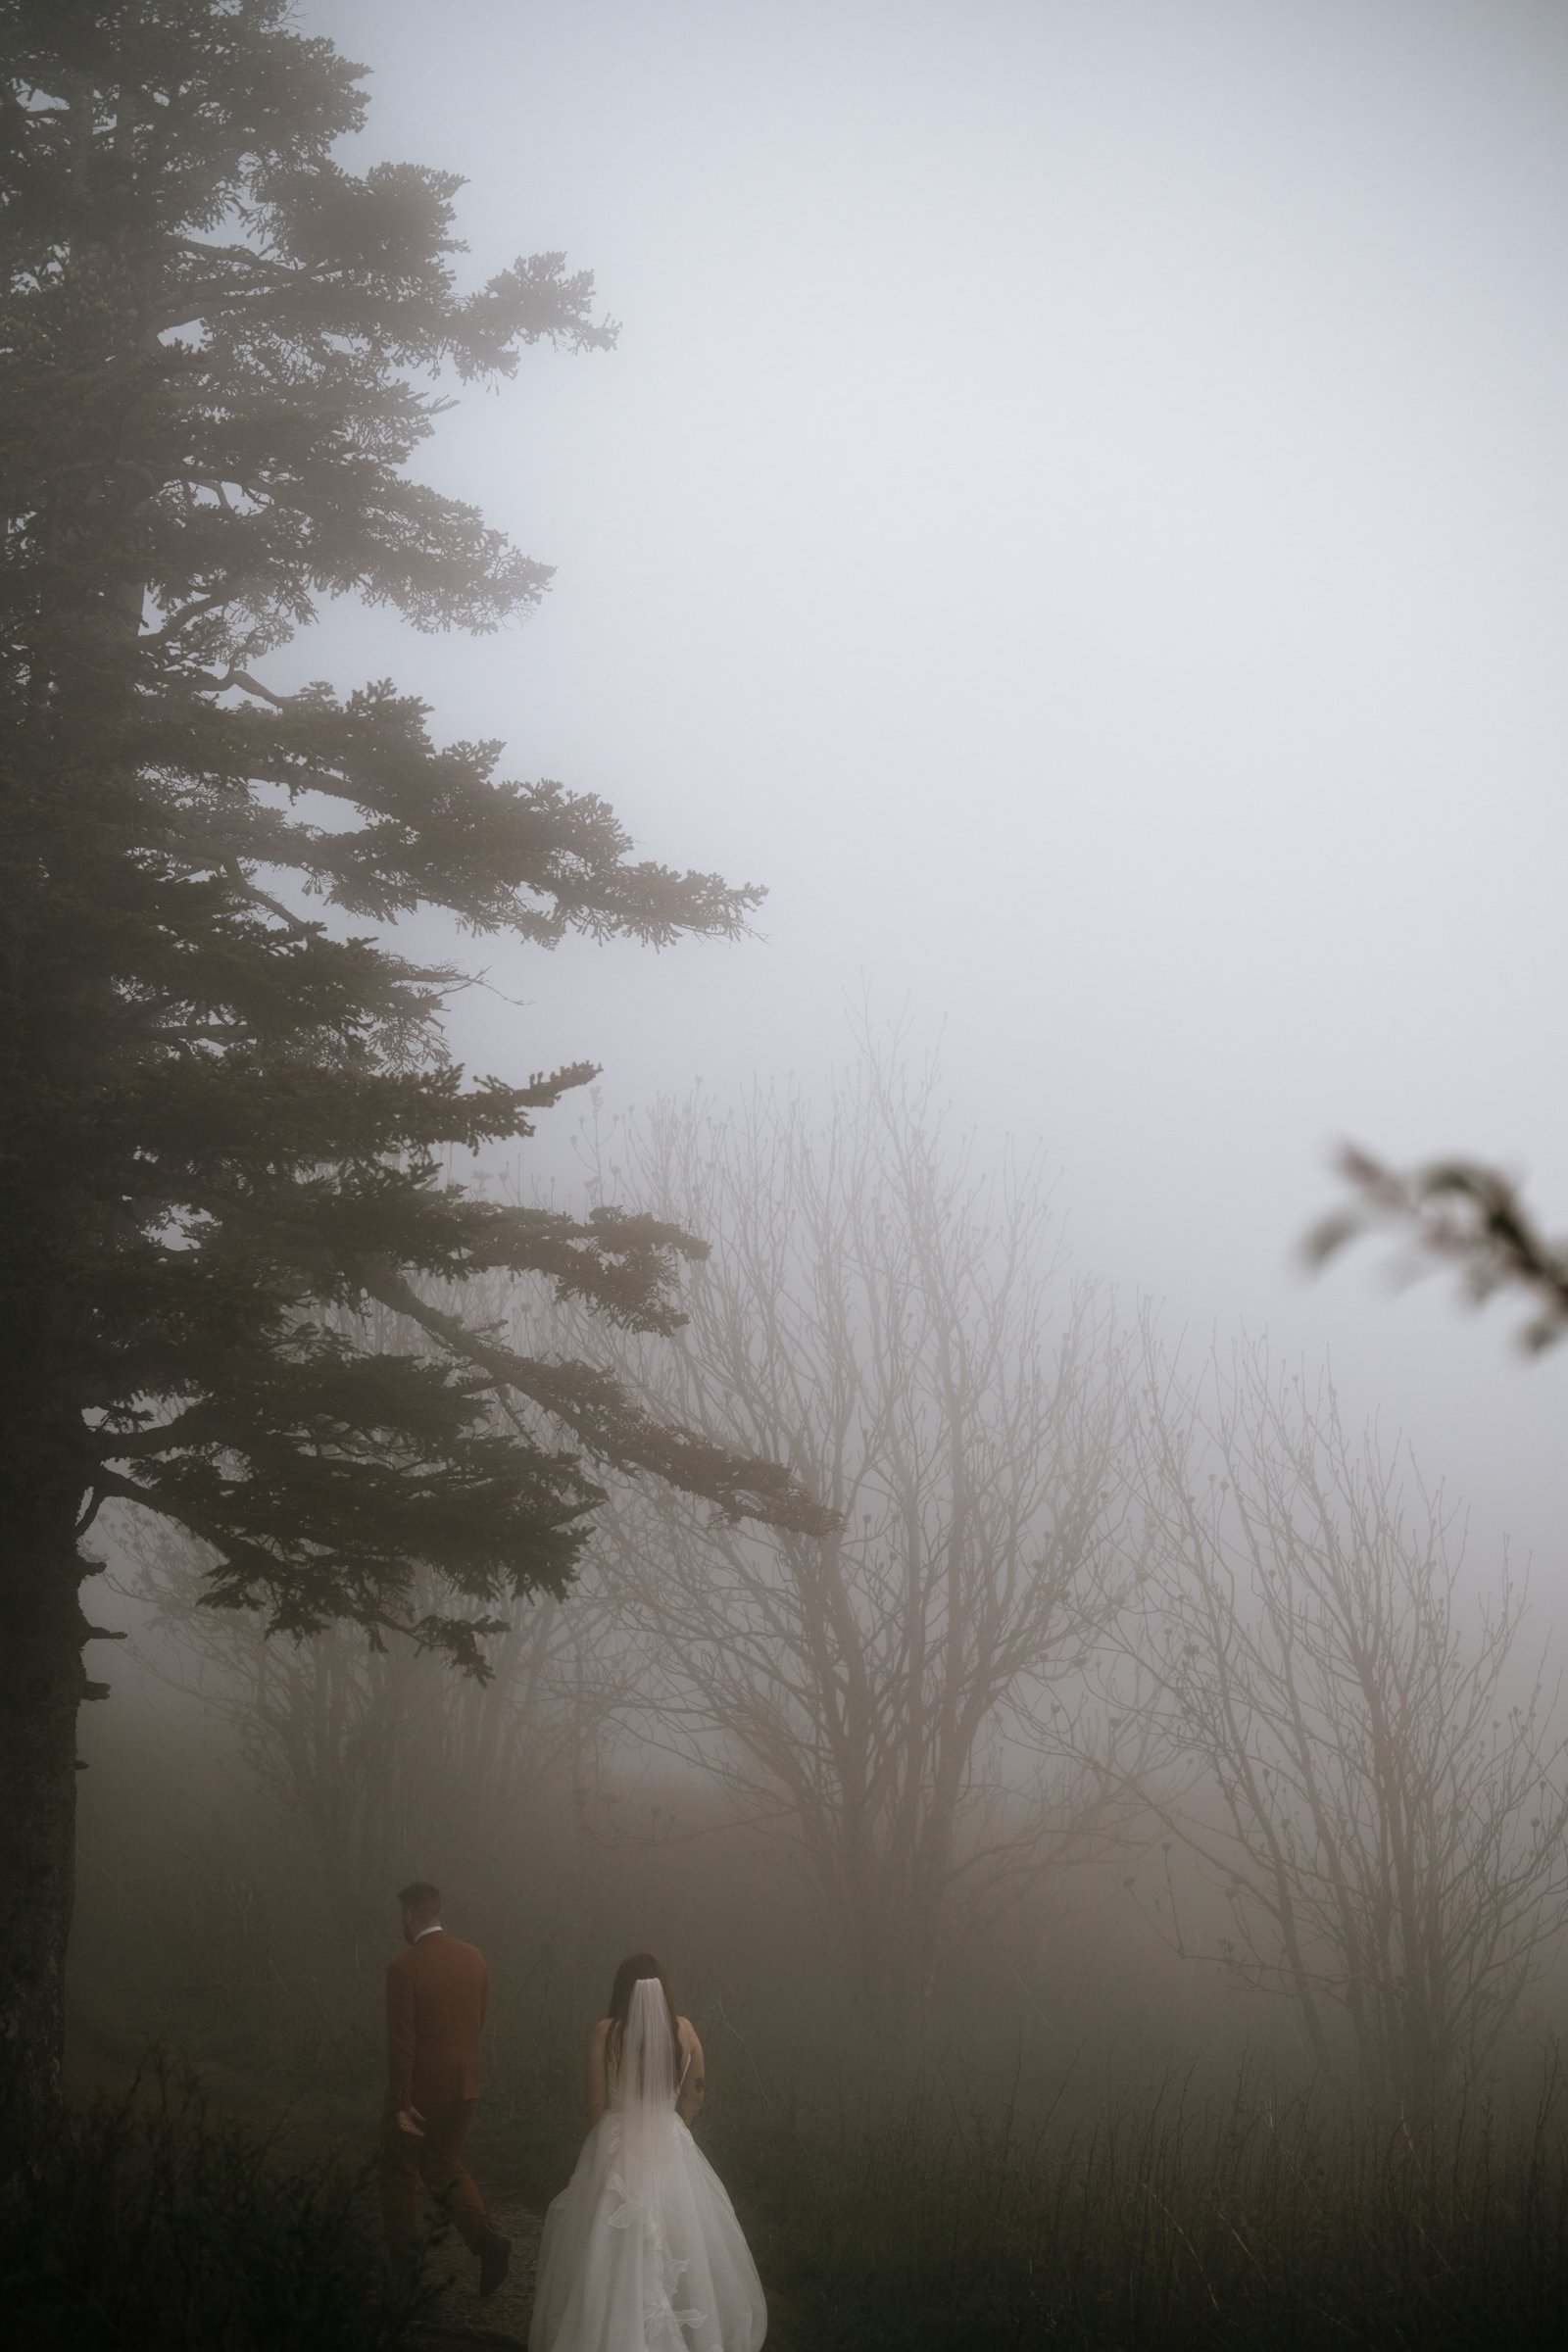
[676,2022,706,2125]
[585,2019,611,2125]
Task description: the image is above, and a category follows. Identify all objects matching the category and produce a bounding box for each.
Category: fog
[36,4,1568,2342]
[271,0,1568,1570]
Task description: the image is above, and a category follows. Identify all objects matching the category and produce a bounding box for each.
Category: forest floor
[64,2004,796,2351]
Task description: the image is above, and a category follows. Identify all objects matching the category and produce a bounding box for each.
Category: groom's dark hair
[398,1881,441,1919]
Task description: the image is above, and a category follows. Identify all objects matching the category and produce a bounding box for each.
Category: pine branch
[1304,1150,1568,1352]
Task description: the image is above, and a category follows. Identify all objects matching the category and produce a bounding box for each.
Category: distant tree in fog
[538,1050,1132,2047]
[1307,1151,1568,1354]
[0,0,829,2150]
[119,1512,620,1968]
[1127,1335,1568,2124]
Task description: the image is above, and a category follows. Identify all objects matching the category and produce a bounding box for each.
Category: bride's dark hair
[607,1951,680,2072]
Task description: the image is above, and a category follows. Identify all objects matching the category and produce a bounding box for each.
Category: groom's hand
[395,2106,425,2138]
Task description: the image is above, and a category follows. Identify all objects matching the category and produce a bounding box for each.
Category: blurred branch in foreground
[1304,1150,1568,1353]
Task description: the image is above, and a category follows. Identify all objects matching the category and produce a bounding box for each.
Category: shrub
[2,2059,445,2350]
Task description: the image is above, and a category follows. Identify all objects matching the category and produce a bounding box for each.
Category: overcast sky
[299,0,1568,1572]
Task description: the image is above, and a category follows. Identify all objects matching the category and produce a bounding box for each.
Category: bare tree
[530,1049,1131,2045]
[1127,1333,1568,2122]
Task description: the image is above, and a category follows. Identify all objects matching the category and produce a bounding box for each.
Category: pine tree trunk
[0,73,144,2168]
[0,760,108,2168]
[0,1422,95,2167]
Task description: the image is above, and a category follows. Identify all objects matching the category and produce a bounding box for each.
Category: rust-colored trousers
[380,2098,495,2255]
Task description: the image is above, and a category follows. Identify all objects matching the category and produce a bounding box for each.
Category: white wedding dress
[528,1982,766,2352]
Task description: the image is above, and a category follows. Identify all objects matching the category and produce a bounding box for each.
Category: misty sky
[297,0,1568,1572]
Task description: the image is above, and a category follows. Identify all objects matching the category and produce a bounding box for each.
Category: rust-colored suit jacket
[385,1929,489,2115]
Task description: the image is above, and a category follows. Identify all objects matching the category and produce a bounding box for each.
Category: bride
[528,1953,766,2352]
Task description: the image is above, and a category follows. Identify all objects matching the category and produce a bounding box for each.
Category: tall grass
[2,2059,444,2350]
[706,2060,1568,2351]
[488,1988,1568,2349]
[51,1992,1565,2348]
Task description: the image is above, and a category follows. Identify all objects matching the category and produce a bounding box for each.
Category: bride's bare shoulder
[676,2014,701,2048]
[589,2016,612,2044]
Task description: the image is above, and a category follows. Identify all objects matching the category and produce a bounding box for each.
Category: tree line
[122,1046,1568,2127]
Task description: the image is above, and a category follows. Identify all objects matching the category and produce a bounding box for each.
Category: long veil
[615,1976,679,2204]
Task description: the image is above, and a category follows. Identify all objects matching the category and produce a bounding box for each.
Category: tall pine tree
[0,0,826,2150]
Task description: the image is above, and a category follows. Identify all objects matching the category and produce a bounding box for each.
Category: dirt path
[416,2196,542,2347]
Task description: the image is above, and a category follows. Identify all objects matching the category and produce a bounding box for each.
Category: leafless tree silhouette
[524,1047,1133,2044]
[1125,1332,1568,2122]
[116,1516,619,1969]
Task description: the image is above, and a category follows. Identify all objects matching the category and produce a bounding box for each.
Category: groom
[379,1880,511,2296]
